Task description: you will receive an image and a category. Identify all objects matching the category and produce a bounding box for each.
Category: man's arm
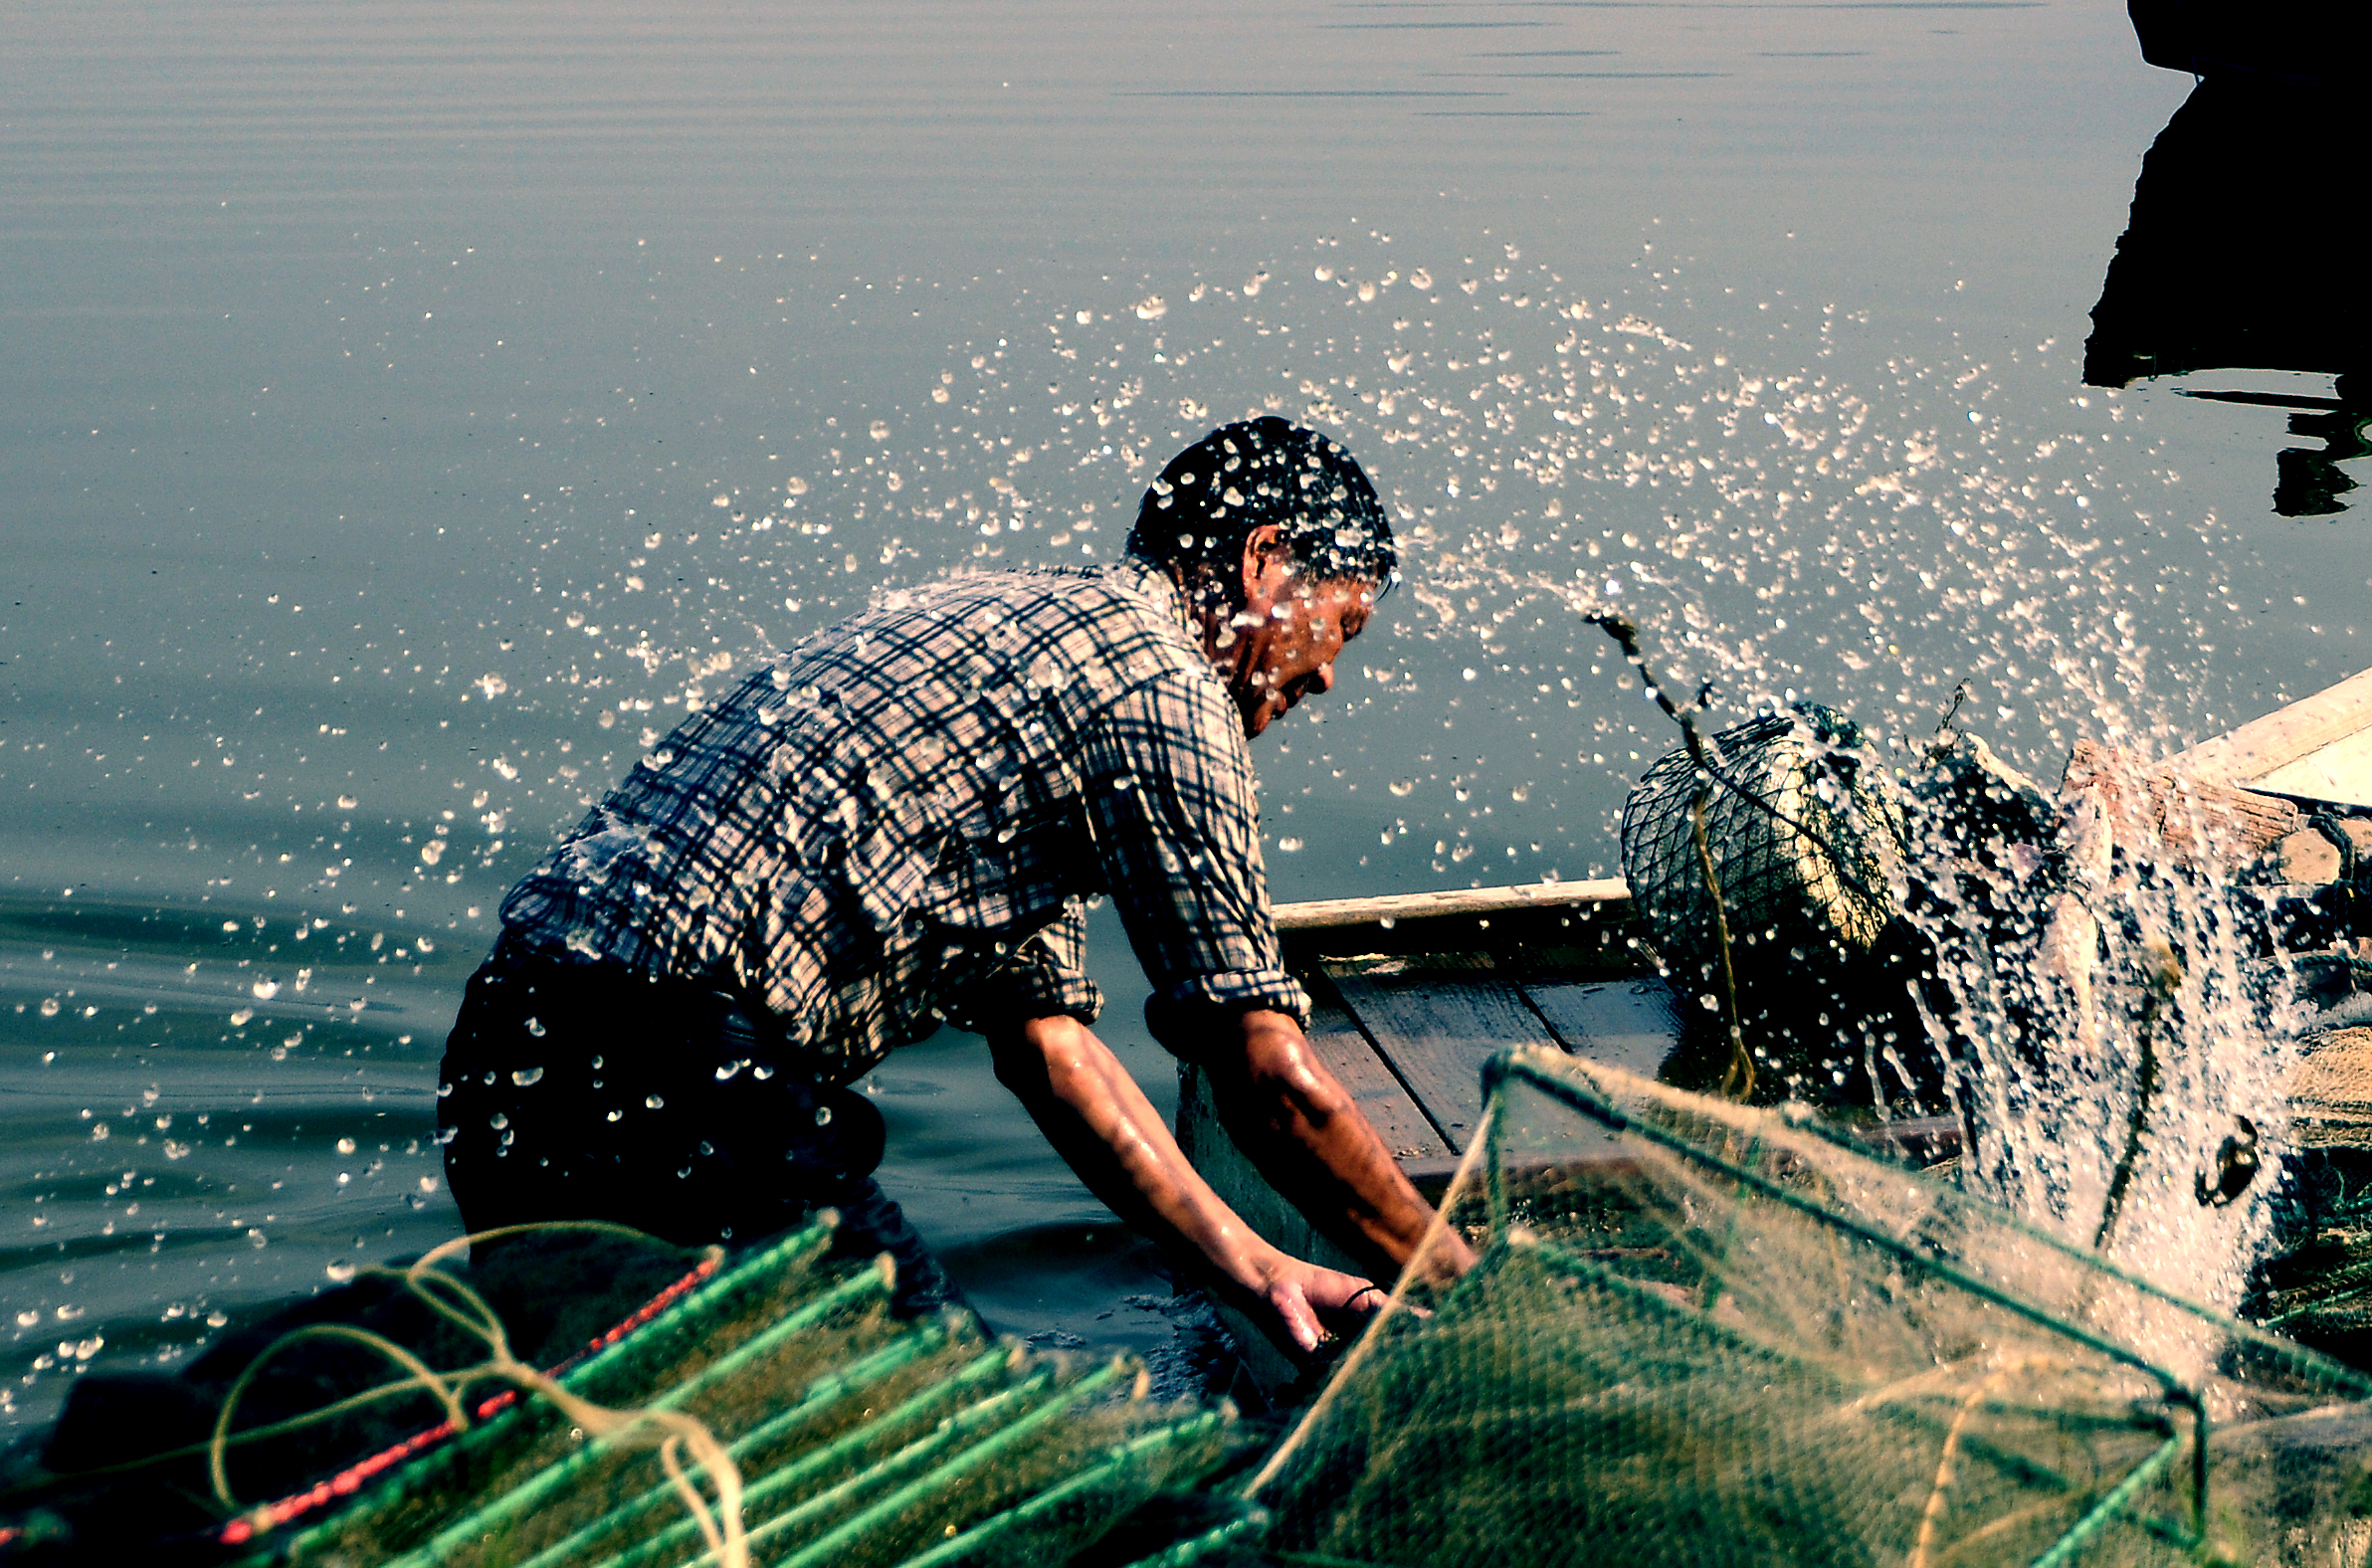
[987,1013,1390,1354]
[1196,1009,1475,1281]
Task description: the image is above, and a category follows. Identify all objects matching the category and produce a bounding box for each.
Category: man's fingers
[1301,1266,1381,1313]
[1269,1284,1324,1353]
[1264,1265,1397,1354]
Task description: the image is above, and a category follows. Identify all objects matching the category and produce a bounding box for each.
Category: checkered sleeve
[1081,668,1310,1051]
[932,902,1104,1034]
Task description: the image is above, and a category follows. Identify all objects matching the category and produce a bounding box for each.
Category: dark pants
[439,940,960,1317]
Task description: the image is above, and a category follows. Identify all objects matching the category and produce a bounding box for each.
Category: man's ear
[1239,523,1285,603]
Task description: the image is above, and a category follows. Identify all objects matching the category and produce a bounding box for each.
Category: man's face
[1206,528,1377,737]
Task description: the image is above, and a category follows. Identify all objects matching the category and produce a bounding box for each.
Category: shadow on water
[2085,73,2369,517]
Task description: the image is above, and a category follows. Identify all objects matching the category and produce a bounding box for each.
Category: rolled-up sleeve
[931,903,1104,1033]
[1080,669,1310,1050]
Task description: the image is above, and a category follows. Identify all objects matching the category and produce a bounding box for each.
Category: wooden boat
[1185,667,2372,1390]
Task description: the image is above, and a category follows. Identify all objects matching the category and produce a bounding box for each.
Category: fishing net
[7,1219,1254,1568]
[1620,709,1906,992]
[1249,1047,2372,1568]
[245,1221,1255,1568]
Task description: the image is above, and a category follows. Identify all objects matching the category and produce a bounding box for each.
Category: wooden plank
[2252,725,2372,811]
[2166,665,2372,799]
[1323,955,1563,1153]
[1521,978,1686,1078]
[1306,1000,1455,1163]
[1277,879,1644,967]
[2063,737,2300,868]
[1275,879,1629,930]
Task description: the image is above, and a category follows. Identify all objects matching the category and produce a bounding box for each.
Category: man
[440,417,1456,1356]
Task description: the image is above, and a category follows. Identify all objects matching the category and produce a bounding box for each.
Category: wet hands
[1257,1252,1389,1354]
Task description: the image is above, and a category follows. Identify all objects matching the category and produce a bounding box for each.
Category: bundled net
[1250,1048,2372,1568]
[248,1223,1252,1568]
[7,1220,1252,1568]
[1620,709,1906,990]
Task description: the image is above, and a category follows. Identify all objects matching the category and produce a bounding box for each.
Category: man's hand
[988,1014,1406,1356]
[1252,1251,1391,1354]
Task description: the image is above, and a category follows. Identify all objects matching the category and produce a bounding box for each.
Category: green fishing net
[1248,1048,2372,1568]
[196,1221,1254,1568]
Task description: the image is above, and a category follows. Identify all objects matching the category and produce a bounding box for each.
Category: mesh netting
[1620,712,1906,992]
[1250,1048,2372,1568]
[206,1223,1252,1568]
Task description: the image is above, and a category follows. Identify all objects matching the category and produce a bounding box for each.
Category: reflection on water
[2085,75,2368,517]
[2180,377,2371,519]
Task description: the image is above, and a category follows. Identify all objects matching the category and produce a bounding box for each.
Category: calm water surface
[3,0,2362,1429]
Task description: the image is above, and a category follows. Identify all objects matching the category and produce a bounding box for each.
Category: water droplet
[606,1108,624,1121]
[645,1093,665,1110]
[813,1106,833,1126]
[336,1136,356,1154]
[230,1008,254,1027]
[251,978,280,1000]
[524,1017,546,1037]
[326,1260,356,1282]
[1279,837,1305,853]
[38,998,59,1018]
[512,1067,544,1086]
[489,1112,509,1130]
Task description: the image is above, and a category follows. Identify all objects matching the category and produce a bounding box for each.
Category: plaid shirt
[498,560,1309,1084]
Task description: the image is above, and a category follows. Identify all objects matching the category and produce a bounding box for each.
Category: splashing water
[481,234,2230,860]
[1893,739,2300,1319]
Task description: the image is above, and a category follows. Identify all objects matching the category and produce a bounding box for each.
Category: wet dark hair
[1123,418,1396,612]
